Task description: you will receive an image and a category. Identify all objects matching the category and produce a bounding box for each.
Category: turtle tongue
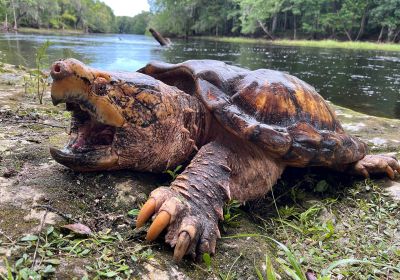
[71,124,90,151]
[68,118,116,152]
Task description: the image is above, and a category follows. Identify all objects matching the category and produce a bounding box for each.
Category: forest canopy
[148,0,400,42]
[0,0,151,34]
[1,0,400,42]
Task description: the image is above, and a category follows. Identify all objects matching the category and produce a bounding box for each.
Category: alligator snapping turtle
[49,58,400,262]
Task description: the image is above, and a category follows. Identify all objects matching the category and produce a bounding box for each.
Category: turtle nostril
[53,64,61,73]
[50,61,68,80]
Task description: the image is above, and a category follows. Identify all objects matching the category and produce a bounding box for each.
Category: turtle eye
[92,77,108,96]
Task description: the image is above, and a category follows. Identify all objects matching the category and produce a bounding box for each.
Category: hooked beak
[50,59,125,127]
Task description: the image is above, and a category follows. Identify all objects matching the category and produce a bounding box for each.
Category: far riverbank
[13,27,85,35]
[200,36,400,52]
[6,30,400,52]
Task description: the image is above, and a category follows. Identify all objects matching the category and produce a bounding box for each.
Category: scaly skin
[136,137,286,261]
[349,154,400,180]
[50,58,210,172]
[48,58,400,262]
[139,142,231,261]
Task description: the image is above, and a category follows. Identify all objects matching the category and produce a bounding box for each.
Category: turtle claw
[173,232,191,262]
[136,186,221,262]
[136,198,156,228]
[353,154,400,179]
[136,186,174,229]
[209,238,217,255]
[386,166,395,180]
[146,211,171,241]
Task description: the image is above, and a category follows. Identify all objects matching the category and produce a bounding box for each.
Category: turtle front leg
[136,141,231,261]
[349,154,400,179]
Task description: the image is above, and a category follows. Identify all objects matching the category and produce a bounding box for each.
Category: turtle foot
[352,154,400,180]
[136,186,221,262]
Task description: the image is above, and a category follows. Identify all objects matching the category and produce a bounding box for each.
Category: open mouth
[49,58,123,171]
[49,101,119,171]
[65,102,116,153]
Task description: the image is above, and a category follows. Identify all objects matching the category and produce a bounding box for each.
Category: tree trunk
[149,28,171,46]
[257,20,274,40]
[283,12,287,31]
[331,26,337,39]
[344,29,353,41]
[393,28,400,42]
[387,27,395,42]
[293,15,297,40]
[4,13,8,31]
[355,8,367,41]
[271,14,278,34]
[10,0,17,30]
[377,26,385,42]
[313,14,320,39]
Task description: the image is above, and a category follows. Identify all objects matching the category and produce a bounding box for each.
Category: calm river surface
[1,32,400,119]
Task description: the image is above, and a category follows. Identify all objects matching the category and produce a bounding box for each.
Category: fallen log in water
[149,28,171,46]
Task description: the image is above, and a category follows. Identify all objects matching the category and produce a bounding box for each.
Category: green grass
[194,172,400,279]
[18,27,84,35]
[255,177,400,279]
[201,36,400,52]
[273,39,400,52]
[0,225,154,279]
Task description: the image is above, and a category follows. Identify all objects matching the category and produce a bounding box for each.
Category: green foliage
[117,12,152,34]
[24,40,52,104]
[85,0,116,33]
[4,0,400,40]
[222,200,241,230]
[148,0,240,37]
[370,0,400,41]
[0,225,159,279]
[164,165,182,181]
[148,0,194,37]
[227,231,400,279]
[149,0,400,41]
[255,254,278,280]
[0,0,140,34]
[0,228,61,279]
[127,208,140,217]
[222,177,400,279]
[271,238,306,280]
[236,0,284,35]
[202,252,212,271]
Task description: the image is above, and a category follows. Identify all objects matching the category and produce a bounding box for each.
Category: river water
[1,32,399,119]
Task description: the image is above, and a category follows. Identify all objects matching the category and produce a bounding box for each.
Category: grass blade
[322,258,400,275]
[1,258,13,280]
[269,239,306,280]
[277,219,303,234]
[265,254,277,280]
[280,264,302,280]
[223,234,306,280]
[254,266,264,280]
[224,253,242,280]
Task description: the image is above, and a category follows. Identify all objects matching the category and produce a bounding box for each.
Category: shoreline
[5,30,400,52]
[10,27,86,35]
[199,36,400,52]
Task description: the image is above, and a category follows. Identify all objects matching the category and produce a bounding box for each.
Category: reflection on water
[0,33,399,119]
[0,33,162,70]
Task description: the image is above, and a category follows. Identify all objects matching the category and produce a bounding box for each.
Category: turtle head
[50,58,125,127]
[49,58,202,172]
